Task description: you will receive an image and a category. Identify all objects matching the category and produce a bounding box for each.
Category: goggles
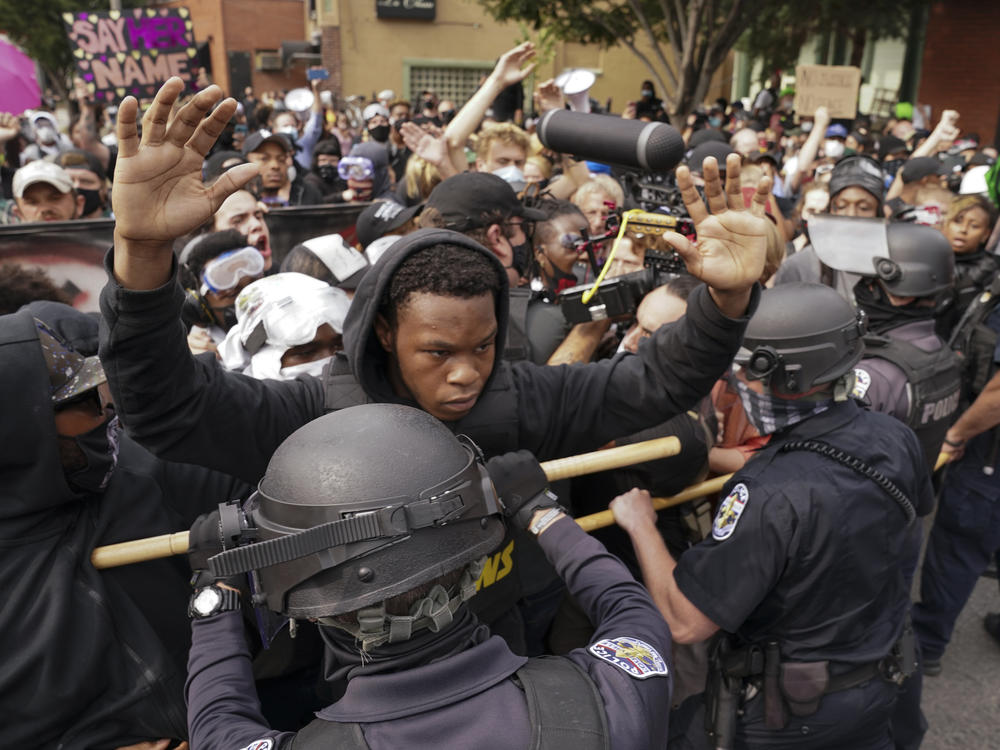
[200,246,266,295]
[559,232,585,249]
[338,156,375,182]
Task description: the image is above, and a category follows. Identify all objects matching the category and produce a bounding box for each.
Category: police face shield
[206,434,502,619]
[807,215,891,278]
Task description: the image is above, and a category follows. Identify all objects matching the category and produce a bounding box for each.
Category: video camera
[558,211,694,324]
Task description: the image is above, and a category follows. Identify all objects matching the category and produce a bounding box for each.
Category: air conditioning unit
[257,52,282,71]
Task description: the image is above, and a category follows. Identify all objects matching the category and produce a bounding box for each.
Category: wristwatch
[188,584,241,619]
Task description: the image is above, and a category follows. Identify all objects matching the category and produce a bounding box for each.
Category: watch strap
[188,585,242,619]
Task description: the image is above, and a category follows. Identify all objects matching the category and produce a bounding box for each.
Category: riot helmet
[735,283,866,394]
[208,404,503,624]
[808,215,955,297]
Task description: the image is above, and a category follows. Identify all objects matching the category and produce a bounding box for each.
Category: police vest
[861,334,961,465]
[937,252,1000,340]
[948,274,1000,406]
[322,355,524,628]
[288,656,610,750]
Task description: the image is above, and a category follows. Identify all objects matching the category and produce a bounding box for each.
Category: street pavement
[919,568,1000,747]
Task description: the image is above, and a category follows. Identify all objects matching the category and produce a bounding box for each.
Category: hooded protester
[302,137,347,203]
[344,141,394,201]
[99,79,769,653]
[218,273,351,380]
[0,303,247,749]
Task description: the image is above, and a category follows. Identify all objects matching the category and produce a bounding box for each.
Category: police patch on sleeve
[589,636,669,679]
[238,740,273,750]
[712,483,749,541]
[851,368,871,399]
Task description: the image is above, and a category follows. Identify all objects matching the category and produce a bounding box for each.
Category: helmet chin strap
[319,558,485,652]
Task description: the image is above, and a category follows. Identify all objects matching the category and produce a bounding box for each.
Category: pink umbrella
[0,36,41,115]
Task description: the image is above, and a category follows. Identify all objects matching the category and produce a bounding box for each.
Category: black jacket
[1,306,249,749]
[99,227,758,478]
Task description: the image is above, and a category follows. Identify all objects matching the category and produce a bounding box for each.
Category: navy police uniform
[673,399,933,749]
[185,516,673,749]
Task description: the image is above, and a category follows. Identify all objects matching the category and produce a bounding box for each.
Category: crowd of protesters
[1,35,999,750]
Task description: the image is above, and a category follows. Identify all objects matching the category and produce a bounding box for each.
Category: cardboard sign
[793,65,861,119]
[62,7,199,102]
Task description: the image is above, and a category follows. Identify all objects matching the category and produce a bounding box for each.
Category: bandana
[730,375,834,436]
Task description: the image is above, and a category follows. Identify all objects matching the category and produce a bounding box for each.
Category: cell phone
[307,68,330,81]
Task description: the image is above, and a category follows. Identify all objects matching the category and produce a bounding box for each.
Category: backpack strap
[514,656,610,750]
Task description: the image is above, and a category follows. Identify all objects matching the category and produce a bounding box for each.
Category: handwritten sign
[63,7,198,102]
[376,0,436,21]
[793,65,861,119]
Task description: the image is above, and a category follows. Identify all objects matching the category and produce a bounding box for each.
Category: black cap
[900,157,947,184]
[242,130,293,157]
[828,155,885,203]
[424,173,545,232]
[687,128,727,150]
[355,200,423,249]
[749,150,782,170]
[878,135,908,161]
[687,141,736,173]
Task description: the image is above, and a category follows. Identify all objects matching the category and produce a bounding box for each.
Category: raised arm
[443,42,537,172]
[786,106,829,194]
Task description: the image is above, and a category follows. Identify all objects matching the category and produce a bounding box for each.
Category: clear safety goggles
[338,156,375,181]
[200,246,266,295]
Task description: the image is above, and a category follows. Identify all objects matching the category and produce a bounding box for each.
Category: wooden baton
[90,436,682,570]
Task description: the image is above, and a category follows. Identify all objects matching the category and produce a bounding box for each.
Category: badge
[589,636,669,679]
[712,483,749,541]
[851,368,871,399]
[238,740,273,750]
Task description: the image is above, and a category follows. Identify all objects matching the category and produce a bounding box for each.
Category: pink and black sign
[62,7,199,102]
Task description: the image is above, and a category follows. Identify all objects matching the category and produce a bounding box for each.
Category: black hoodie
[1,305,248,748]
[100,227,757,475]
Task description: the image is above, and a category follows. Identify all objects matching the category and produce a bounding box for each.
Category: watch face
[193,586,223,615]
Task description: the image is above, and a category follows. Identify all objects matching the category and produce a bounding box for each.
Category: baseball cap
[828,155,885,203]
[363,103,390,123]
[13,161,75,199]
[241,130,293,157]
[355,200,423,249]
[825,124,848,139]
[749,150,783,171]
[687,141,736,173]
[29,111,58,129]
[36,318,106,405]
[900,157,946,184]
[878,135,908,161]
[424,172,545,232]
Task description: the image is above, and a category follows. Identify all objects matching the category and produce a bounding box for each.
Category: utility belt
[704,623,916,749]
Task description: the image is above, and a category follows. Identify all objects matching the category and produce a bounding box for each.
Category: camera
[557,212,694,324]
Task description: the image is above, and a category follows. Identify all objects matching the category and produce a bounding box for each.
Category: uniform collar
[317,634,526,722]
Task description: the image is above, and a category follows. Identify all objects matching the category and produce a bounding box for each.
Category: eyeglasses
[502,219,535,242]
[200,246,266,295]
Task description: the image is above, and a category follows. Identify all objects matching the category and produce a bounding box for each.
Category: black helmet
[209,403,503,619]
[809,216,955,297]
[735,283,866,394]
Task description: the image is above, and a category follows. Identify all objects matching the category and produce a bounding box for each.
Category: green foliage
[0,0,142,93]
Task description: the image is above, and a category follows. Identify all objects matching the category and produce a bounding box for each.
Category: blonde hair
[403,155,442,202]
[525,155,553,181]
[476,122,530,161]
[573,174,624,209]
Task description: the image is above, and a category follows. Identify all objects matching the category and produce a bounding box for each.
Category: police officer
[185,404,672,749]
[611,283,934,749]
[809,216,960,466]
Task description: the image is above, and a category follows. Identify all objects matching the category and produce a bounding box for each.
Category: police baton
[574,450,953,533]
[90,436,682,570]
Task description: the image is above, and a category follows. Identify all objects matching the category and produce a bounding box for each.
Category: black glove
[188,509,224,588]
[486,450,560,532]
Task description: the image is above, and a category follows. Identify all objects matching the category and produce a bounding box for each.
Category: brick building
[918,0,1000,146]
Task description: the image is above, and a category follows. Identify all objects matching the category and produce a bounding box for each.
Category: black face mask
[440,109,457,124]
[78,188,104,216]
[317,164,340,185]
[61,413,121,494]
[368,125,390,143]
[210,304,239,331]
[511,239,532,277]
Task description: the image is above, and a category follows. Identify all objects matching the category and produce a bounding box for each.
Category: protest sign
[793,65,861,119]
[62,7,199,102]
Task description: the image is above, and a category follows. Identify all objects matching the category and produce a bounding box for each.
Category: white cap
[959,165,989,195]
[12,161,74,199]
[363,103,390,123]
[29,111,58,128]
[377,89,396,103]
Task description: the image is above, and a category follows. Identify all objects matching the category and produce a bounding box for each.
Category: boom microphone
[536,109,685,173]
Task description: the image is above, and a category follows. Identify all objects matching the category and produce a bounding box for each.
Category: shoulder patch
[238,740,273,750]
[712,483,749,541]
[589,636,669,679]
[851,367,872,399]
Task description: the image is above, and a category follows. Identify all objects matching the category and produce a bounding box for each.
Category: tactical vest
[288,656,610,750]
[948,274,1000,406]
[861,335,961,466]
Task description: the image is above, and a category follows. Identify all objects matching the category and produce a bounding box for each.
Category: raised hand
[661,153,769,317]
[534,78,563,115]
[399,120,454,175]
[112,78,258,290]
[0,112,19,143]
[490,42,537,88]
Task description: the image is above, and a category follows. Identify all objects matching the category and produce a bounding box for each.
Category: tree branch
[657,0,684,74]
[672,0,689,41]
[610,31,677,111]
[626,0,679,90]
